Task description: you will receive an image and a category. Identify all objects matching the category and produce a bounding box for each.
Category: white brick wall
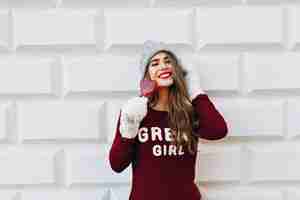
[0,1,299,200]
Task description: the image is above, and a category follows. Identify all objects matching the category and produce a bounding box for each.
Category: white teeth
[160,73,171,78]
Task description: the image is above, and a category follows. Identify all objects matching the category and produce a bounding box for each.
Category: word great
[137,126,185,157]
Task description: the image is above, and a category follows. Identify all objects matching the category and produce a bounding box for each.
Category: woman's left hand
[183,60,206,101]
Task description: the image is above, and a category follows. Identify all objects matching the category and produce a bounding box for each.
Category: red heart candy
[140,79,157,97]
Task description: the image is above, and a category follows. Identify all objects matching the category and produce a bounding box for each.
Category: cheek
[148,68,157,80]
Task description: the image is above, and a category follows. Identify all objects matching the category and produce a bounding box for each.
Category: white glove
[183,58,205,101]
[119,96,148,139]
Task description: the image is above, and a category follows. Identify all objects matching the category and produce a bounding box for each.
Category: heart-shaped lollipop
[139,79,157,97]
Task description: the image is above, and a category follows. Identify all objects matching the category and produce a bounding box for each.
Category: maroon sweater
[109,94,228,200]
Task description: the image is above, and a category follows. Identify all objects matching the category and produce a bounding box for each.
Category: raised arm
[109,110,137,173]
[109,96,147,173]
[192,94,228,140]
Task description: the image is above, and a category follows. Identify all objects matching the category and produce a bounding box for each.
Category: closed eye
[151,60,171,67]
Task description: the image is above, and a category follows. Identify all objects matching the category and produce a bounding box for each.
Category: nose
[158,62,167,70]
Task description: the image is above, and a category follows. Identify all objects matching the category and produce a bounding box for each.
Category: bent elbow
[215,122,228,140]
[197,120,228,140]
[109,151,126,173]
[109,159,122,173]
[212,116,228,140]
[110,165,124,173]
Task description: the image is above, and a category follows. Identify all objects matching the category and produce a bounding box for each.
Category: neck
[154,86,170,111]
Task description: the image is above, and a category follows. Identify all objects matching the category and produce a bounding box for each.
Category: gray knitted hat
[139,40,181,80]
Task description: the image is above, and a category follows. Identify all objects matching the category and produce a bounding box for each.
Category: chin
[157,79,174,87]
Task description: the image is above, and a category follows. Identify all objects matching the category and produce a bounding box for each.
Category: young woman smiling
[109,40,228,200]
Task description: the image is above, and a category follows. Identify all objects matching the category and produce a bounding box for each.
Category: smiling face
[147,51,174,88]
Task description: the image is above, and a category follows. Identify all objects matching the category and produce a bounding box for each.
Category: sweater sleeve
[109,110,137,173]
[192,94,228,140]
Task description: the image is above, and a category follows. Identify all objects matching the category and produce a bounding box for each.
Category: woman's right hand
[119,96,148,139]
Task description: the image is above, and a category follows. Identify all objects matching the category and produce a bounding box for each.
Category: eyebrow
[150,56,169,63]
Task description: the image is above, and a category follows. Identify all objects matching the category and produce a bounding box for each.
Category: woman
[109,40,228,200]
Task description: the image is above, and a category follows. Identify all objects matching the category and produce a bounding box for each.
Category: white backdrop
[0,1,300,200]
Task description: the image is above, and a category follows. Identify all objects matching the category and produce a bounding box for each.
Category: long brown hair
[142,50,199,155]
